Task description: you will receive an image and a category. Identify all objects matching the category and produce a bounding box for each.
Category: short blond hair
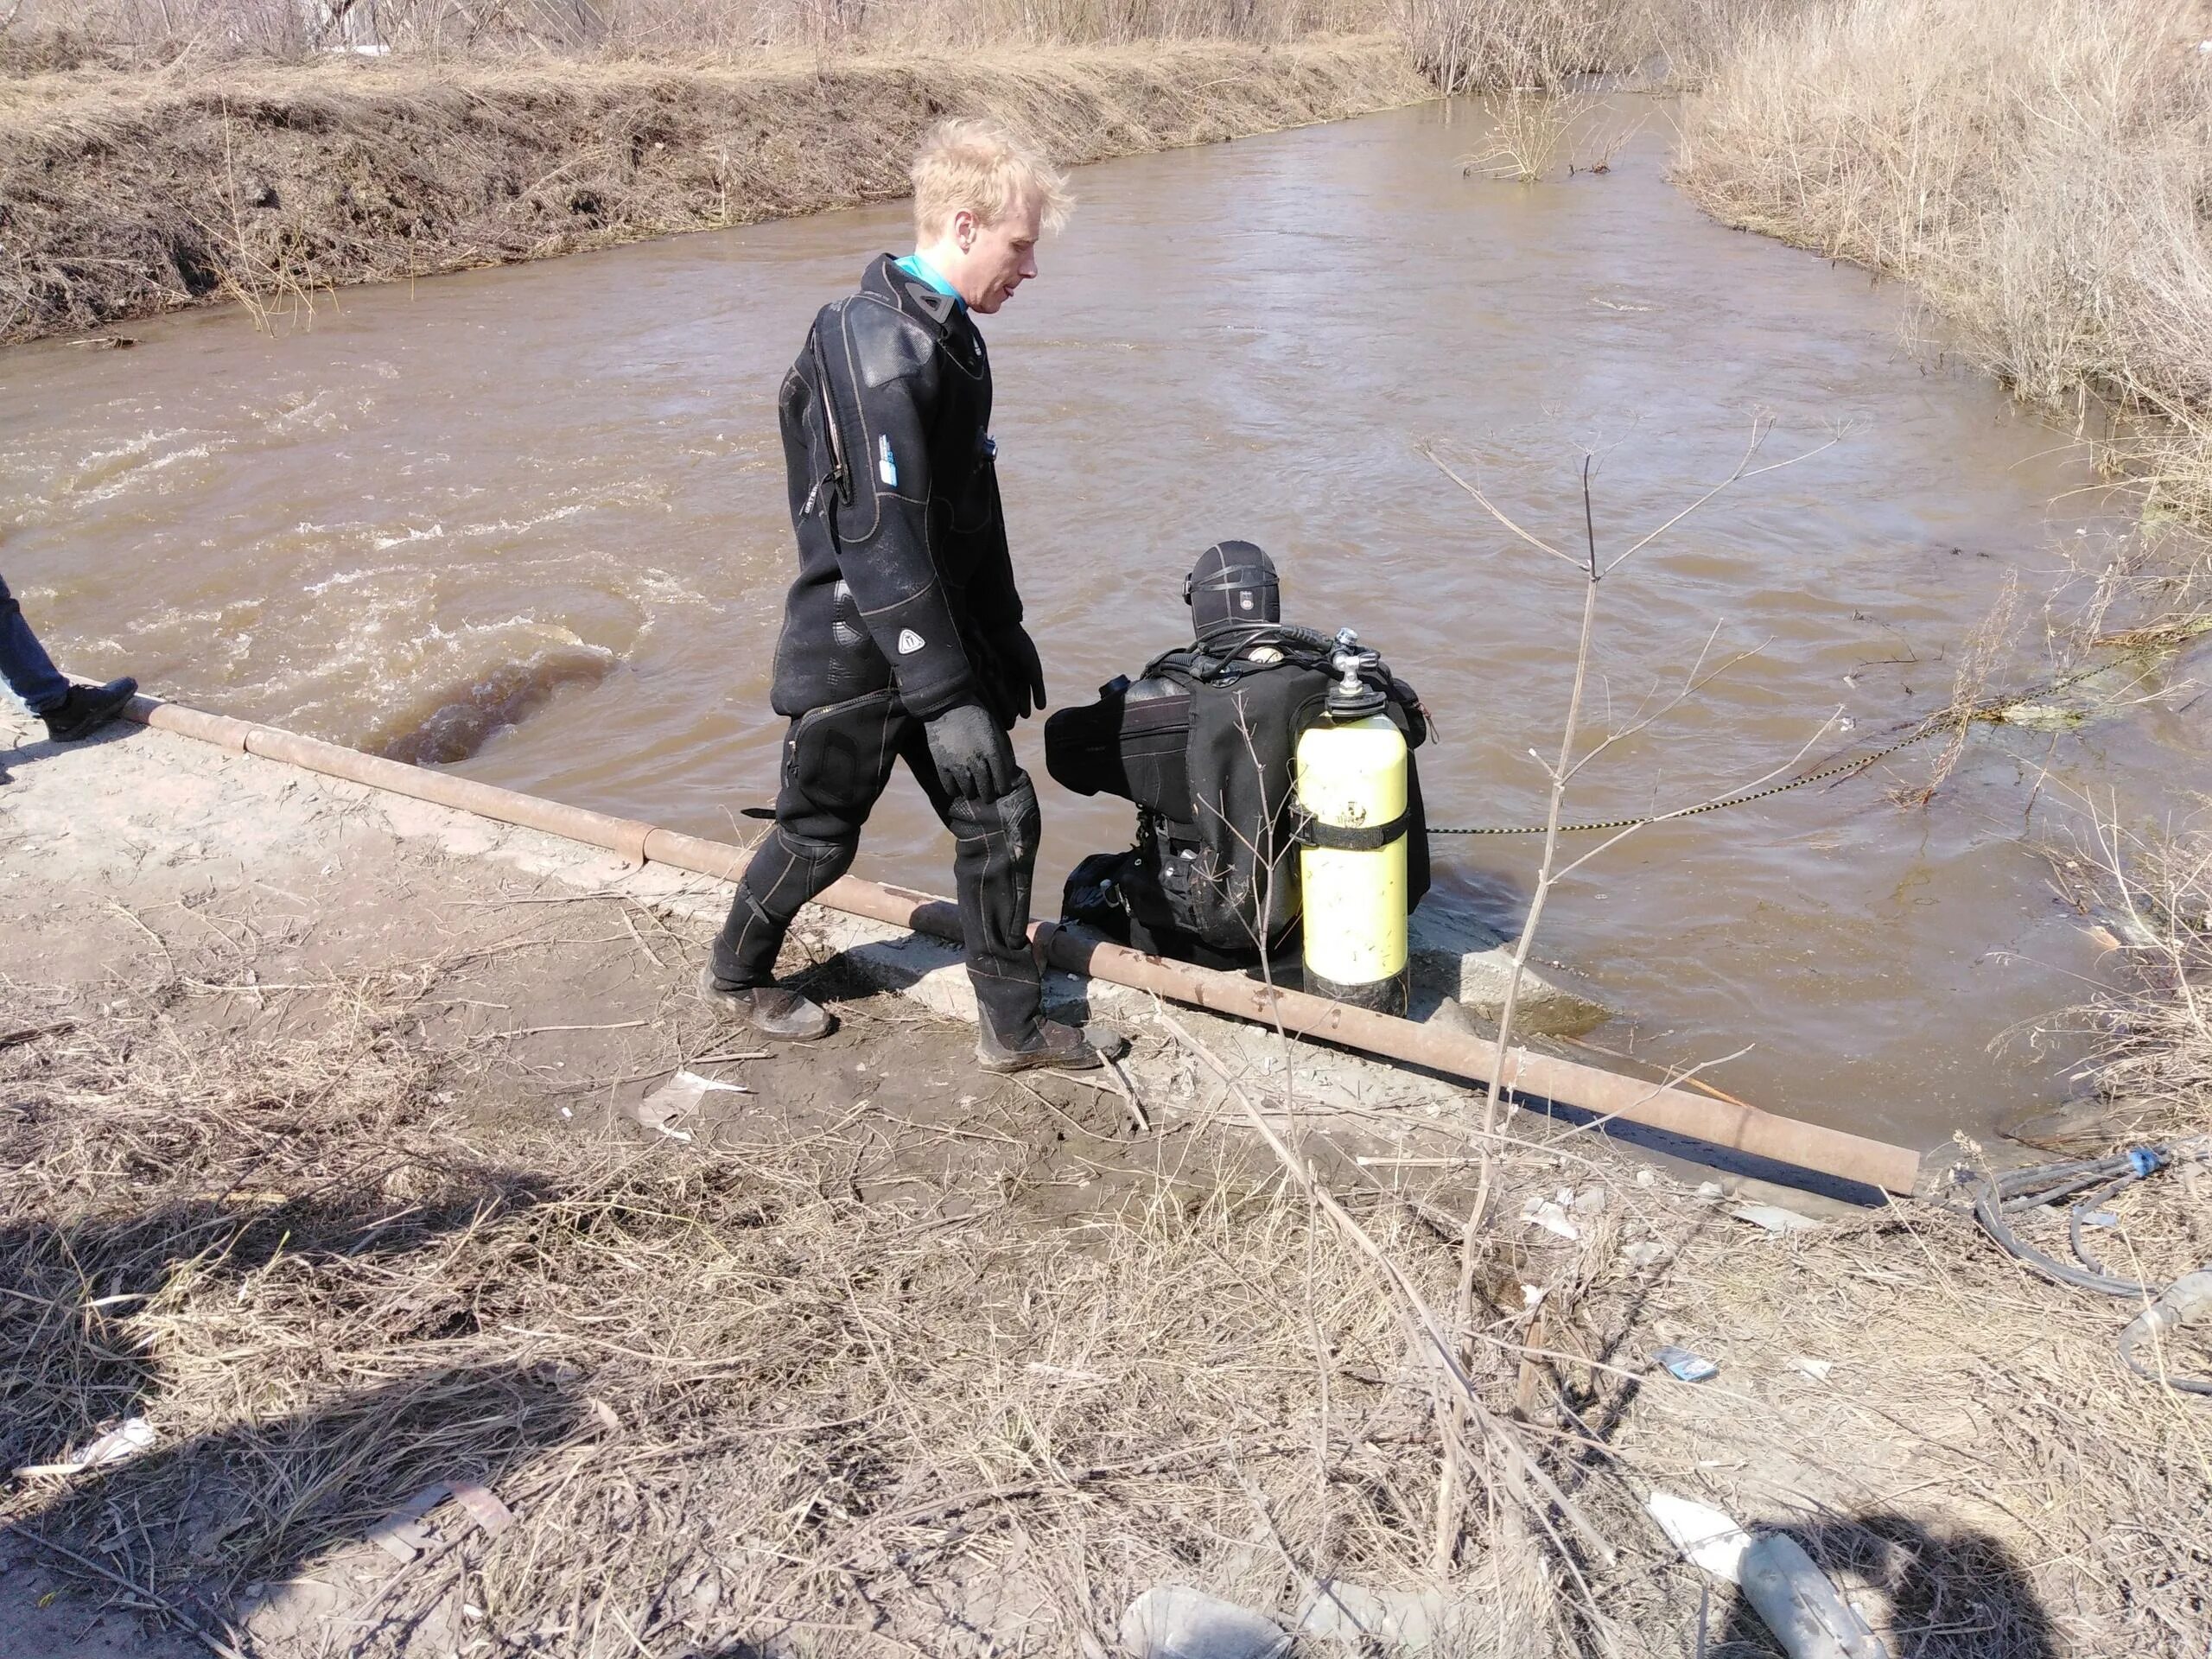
[911,118,1072,241]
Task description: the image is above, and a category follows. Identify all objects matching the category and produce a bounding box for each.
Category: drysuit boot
[697,968,833,1041]
[41,677,138,743]
[709,690,1057,1058]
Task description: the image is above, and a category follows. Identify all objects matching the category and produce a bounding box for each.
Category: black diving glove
[925,702,1018,802]
[989,624,1048,721]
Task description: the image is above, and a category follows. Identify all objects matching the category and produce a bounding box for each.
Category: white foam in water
[372,524,447,550]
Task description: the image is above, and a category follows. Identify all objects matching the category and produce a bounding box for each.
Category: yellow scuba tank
[1296,630,1408,1014]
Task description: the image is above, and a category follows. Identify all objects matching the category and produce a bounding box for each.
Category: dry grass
[0,970,1532,1654]
[1676,0,2212,521]
[4,943,2209,1655]
[0,38,1427,343]
[2044,804,2212,1143]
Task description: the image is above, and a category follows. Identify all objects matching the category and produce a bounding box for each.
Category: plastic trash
[15,1414,157,1478]
[1646,1491,1753,1582]
[1732,1203,1821,1235]
[1788,1356,1835,1382]
[1739,1533,1891,1659]
[1647,1493,1891,1658]
[1296,1581,1444,1650]
[1521,1192,1581,1242]
[1120,1586,1291,1659]
[1654,1344,1719,1382]
[632,1069,750,1141]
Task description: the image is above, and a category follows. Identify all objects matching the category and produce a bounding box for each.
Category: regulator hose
[1963,1144,2212,1395]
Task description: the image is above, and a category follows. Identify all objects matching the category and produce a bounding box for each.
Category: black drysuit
[713,255,1046,1041]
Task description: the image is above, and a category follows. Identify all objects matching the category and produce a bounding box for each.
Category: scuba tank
[1295,629,1409,1014]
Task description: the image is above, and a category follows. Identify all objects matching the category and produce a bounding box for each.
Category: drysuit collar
[861,252,973,341]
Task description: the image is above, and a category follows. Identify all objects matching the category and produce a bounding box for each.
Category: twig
[1103,1052,1151,1134]
[14,1530,249,1659]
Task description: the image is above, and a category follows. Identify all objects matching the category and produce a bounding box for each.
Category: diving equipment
[1184,539,1281,642]
[1294,630,1410,1014]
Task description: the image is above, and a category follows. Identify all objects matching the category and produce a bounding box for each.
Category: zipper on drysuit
[801,326,852,518]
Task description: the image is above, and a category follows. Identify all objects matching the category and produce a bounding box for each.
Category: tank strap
[1294,801,1409,852]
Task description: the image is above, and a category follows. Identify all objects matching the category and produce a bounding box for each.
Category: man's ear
[951,207,978,253]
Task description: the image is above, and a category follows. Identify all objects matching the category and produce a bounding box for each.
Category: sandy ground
[3,705,2208,1657]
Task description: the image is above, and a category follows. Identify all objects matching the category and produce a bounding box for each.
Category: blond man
[705,118,1109,1072]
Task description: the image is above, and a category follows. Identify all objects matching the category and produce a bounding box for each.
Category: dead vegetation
[1676,0,2212,522]
[2044,804,2212,1144]
[0,38,1429,343]
[3,911,2209,1655]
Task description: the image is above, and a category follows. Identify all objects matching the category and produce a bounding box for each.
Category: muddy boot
[698,967,833,1041]
[41,677,138,743]
[977,1017,1119,1075]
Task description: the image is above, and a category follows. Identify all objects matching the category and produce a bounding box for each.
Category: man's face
[950,194,1043,315]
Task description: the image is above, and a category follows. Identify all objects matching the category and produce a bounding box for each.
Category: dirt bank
[5,702,2210,1654]
[0,37,1427,343]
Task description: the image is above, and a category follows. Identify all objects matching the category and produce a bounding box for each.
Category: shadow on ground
[1713,1513,2057,1658]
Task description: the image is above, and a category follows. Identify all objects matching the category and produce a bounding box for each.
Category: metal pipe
[116,691,1923,1193]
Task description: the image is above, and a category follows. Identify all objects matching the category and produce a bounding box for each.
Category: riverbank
[1676,0,2212,522]
[0,36,1427,343]
[5,705,2209,1655]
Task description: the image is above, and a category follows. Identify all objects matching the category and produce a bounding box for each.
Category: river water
[4,98,2194,1147]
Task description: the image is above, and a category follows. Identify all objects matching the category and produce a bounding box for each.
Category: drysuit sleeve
[819,307,978,721]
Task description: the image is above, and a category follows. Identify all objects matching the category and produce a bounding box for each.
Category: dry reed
[2044,803,2212,1143]
[1677,0,2212,521]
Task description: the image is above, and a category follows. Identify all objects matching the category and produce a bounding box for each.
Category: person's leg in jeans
[0,569,138,744]
[0,570,70,715]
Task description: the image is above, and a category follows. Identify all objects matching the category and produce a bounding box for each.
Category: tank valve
[1326,627,1386,719]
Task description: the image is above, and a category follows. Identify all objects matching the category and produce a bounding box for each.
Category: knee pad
[770,823,858,881]
[948,775,1040,862]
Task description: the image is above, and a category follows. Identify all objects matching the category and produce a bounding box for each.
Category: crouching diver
[704,118,1109,1074]
[1044,542,1431,999]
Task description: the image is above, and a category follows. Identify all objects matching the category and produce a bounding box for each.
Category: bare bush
[9,0,1384,60]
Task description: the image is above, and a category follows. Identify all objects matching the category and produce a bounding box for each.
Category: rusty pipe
[115,691,1922,1192]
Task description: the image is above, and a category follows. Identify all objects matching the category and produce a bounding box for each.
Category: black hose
[2119,1319,2212,1397]
[1967,1149,2163,1299]
[2066,1172,2145,1288]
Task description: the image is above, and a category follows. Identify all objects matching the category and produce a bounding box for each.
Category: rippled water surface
[6,98,2196,1147]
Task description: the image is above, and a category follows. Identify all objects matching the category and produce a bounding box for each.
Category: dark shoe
[698,968,833,1040]
[41,677,138,743]
[977,1019,1116,1074]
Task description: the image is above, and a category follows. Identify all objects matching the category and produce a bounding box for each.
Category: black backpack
[1046,632,1429,963]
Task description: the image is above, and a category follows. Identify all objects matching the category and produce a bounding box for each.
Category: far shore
[0,38,1427,345]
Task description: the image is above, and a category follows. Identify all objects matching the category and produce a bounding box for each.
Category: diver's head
[1184,541,1281,640]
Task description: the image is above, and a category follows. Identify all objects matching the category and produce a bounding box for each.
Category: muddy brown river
[4,99,2195,1149]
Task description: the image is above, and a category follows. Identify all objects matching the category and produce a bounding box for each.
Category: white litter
[1733,1203,1822,1235]
[1521,1192,1581,1242]
[1788,1356,1835,1382]
[632,1069,751,1141]
[1646,1489,1754,1584]
[16,1415,157,1478]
